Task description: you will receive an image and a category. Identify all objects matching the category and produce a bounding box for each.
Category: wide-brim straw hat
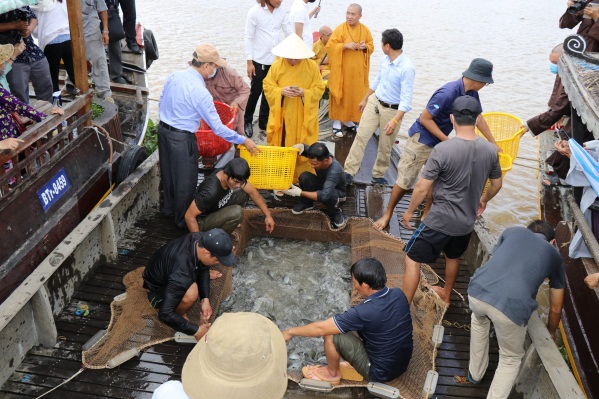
[272,34,315,59]
[182,312,288,399]
[0,44,14,65]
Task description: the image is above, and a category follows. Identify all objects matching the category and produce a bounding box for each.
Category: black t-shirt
[194,170,233,215]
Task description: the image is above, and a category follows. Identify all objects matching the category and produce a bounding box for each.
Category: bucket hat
[201,228,236,266]
[272,34,315,59]
[462,58,494,84]
[181,312,288,399]
[0,44,14,65]
[194,44,227,67]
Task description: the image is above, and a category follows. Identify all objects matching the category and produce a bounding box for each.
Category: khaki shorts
[395,133,433,190]
[333,332,370,380]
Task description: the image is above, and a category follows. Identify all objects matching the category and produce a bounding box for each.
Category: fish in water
[282,275,291,285]
[247,251,254,265]
[288,353,300,360]
[267,270,277,280]
[258,246,276,260]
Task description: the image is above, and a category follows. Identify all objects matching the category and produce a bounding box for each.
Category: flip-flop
[339,361,364,381]
[333,127,344,138]
[302,365,341,385]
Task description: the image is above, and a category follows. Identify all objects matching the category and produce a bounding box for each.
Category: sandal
[302,364,341,385]
[339,361,364,381]
[333,127,344,138]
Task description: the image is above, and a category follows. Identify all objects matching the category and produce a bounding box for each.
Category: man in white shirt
[244,0,292,138]
[289,0,320,48]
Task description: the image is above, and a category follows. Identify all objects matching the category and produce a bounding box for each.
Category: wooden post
[66,0,89,94]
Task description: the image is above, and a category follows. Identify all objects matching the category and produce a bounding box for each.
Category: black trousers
[108,39,123,79]
[157,125,198,228]
[44,40,75,92]
[244,61,270,128]
[119,0,137,43]
[298,172,342,217]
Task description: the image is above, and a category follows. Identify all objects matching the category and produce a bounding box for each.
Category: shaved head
[346,4,362,26]
[348,3,362,15]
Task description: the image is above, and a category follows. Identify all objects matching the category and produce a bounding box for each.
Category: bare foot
[431,285,450,305]
[373,214,390,230]
[210,270,223,280]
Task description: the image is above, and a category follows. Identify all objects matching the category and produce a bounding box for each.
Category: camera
[567,0,592,14]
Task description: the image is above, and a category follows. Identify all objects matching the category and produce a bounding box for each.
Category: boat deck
[0,133,498,399]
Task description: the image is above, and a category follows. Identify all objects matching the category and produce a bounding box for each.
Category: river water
[136,0,573,235]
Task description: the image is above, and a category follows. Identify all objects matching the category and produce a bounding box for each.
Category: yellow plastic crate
[240,145,300,190]
[476,112,526,160]
[483,152,513,194]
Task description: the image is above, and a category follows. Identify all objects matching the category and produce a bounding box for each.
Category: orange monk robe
[326,23,374,123]
[312,38,330,78]
[263,58,325,180]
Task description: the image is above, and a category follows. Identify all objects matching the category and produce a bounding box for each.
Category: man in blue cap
[401,95,502,305]
[374,58,499,230]
[142,228,236,340]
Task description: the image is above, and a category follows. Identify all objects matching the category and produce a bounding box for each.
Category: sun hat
[451,95,481,117]
[462,58,494,84]
[200,228,236,266]
[194,44,227,67]
[0,44,14,65]
[272,34,315,59]
[181,312,288,399]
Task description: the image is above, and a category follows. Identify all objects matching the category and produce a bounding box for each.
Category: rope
[34,367,86,398]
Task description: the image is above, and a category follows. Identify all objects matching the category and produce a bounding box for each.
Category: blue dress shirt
[370,53,415,113]
[408,78,482,148]
[159,68,245,145]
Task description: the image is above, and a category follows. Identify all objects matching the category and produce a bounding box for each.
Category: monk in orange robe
[263,34,325,180]
[326,3,374,137]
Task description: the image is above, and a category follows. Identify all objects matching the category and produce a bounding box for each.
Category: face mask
[207,68,217,79]
[549,63,558,74]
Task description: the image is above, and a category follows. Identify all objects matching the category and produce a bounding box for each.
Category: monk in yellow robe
[312,25,332,78]
[263,34,325,180]
[326,3,374,137]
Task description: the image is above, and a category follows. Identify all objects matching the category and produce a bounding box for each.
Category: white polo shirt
[289,0,313,48]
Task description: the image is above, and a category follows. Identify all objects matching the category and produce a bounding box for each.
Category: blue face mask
[549,63,558,74]
[207,68,217,79]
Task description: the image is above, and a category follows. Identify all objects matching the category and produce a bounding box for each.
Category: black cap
[201,229,236,266]
[451,95,481,117]
[462,58,494,84]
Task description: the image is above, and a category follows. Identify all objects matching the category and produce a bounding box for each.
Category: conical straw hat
[0,44,14,65]
[272,34,315,59]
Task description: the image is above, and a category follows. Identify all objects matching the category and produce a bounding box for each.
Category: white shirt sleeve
[244,7,257,61]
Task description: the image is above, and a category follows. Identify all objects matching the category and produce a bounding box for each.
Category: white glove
[292,143,305,154]
[283,184,302,197]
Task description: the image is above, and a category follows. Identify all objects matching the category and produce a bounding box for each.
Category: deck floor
[0,133,498,399]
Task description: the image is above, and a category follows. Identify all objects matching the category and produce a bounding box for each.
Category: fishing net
[82,209,447,399]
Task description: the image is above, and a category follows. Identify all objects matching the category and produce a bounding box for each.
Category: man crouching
[142,228,236,341]
[282,258,413,384]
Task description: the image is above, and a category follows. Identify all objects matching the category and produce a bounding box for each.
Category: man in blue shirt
[282,258,412,384]
[344,28,415,186]
[158,44,258,229]
[467,221,564,397]
[374,58,498,230]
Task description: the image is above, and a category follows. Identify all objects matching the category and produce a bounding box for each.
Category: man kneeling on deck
[142,228,236,341]
[467,221,564,398]
[281,142,347,229]
[184,157,275,234]
[282,258,413,384]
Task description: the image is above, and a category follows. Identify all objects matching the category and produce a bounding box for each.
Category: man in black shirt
[282,142,347,229]
[184,158,275,234]
[142,228,236,340]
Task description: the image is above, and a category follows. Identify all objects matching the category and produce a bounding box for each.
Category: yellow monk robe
[326,23,374,123]
[312,38,330,78]
[263,58,325,180]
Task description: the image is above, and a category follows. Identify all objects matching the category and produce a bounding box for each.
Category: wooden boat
[538,34,599,399]
[0,0,151,304]
[0,120,584,397]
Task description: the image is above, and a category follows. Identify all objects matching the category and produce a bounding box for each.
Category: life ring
[143,29,159,69]
[115,145,148,185]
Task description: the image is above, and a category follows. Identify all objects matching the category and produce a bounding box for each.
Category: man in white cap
[158,44,259,229]
[263,34,325,180]
[152,312,288,399]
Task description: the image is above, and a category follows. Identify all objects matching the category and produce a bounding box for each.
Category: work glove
[283,184,302,197]
[292,143,306,155]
